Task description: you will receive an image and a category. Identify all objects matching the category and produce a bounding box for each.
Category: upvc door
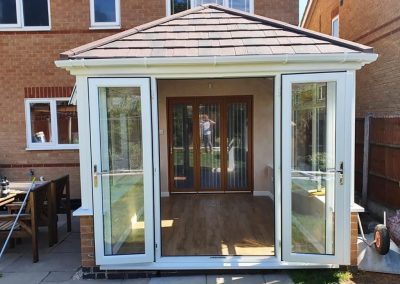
[282,72,347,264]
[89,78,154,265]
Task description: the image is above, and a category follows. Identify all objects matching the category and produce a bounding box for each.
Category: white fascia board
[55,53,378,72]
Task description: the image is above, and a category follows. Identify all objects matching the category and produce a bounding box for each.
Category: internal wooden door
[168,96,253,193]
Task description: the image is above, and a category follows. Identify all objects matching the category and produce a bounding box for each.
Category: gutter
[55,53,378,69]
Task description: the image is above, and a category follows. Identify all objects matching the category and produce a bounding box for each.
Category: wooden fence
[355,116,400,210]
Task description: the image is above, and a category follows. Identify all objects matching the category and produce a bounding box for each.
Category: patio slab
[42,271,78,282]
[263,272,294,283]
[0,215,295,283]
[0,271,49,284]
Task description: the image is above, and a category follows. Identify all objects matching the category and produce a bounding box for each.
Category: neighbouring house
[301,0,400,218]
[56,3,377,277]
[0,0,297,204]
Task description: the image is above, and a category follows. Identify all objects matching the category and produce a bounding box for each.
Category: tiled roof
[61,4,373,59]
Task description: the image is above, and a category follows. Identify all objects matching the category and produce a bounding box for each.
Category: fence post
[361,113,372,208]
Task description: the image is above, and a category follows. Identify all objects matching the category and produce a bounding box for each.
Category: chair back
[28,182,51,224]
[51,175,70,212]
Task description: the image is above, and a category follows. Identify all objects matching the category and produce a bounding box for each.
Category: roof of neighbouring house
[60,4,373,60]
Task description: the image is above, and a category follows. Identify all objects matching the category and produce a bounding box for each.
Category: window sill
[26,145,79,151]
[73,207,93,216]
[0,26,51,32]
[89,25,121,30]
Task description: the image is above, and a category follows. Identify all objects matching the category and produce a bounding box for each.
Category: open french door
[281,72,348,264]
[89,78,154,265]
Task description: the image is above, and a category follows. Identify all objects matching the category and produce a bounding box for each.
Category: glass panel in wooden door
[227,102,249,190]
[170,103,194,191]
[98,87,146,256]
[199,103,221,190]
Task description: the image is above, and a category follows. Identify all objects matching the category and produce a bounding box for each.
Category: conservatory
[56,4,377,270]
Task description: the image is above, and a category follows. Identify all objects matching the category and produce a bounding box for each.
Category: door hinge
[155,243,158,249]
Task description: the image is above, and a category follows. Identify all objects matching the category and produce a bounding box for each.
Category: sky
[299,0,308,24]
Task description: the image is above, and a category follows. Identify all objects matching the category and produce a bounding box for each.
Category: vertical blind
[227,102,248,190]
[199,103,221,189]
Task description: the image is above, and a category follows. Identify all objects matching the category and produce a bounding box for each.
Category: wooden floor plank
[161,194,275,256]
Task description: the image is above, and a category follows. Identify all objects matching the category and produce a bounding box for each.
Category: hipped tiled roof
[61,4,373,59]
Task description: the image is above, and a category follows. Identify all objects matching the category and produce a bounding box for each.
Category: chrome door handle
[326,162,344,185]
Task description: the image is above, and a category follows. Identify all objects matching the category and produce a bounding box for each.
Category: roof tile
[61,4,372,59]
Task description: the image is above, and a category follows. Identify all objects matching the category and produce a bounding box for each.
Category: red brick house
[0,0,297,202]
[302,0,400,217]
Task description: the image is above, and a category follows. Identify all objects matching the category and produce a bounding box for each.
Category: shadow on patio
[0,215,81,283]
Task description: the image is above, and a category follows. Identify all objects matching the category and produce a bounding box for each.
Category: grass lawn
[288,269,352,284]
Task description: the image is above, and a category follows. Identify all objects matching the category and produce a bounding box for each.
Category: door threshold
[100,258,338,270]
[169,191,253,194]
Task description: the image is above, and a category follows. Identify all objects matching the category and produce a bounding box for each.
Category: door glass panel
[199,104,221,190]
[291,82,336,254]
[98,87,145,255]
[172,104,194,190]
[227,103,248,190]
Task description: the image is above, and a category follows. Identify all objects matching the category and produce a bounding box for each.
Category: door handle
[338,162,344,185]
[93,164,98,188]
[326,162,344,185]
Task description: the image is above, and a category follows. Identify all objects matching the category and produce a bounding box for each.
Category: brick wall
[350,212,358,266]
[80,216,96,268]
[302,0,338,34]
[256,0,299,25]
[303,0,400,117]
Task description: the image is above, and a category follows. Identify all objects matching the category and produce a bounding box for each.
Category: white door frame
[81,71,354,270]
[88,77,154,265]
[281,72,348,264]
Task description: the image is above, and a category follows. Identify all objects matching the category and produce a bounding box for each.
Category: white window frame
[25,98,79,150]
[90,0,121,29]
[331,15,339,37]
[0,0,51,31]
[166,0,254,16]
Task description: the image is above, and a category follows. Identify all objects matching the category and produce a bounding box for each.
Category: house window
[169,0,252,15]
[331,15,339,37]
[25,99,79,150]
[90,0,120,28]
[171,0,191,14]
[0,0,50,30]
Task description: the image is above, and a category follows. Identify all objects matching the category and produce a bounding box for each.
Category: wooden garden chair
[0,182,51,262]
[48,175,72,244]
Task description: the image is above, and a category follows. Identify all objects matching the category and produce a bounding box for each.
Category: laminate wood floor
[161,194,275,256]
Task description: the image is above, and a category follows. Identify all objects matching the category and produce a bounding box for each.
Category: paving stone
[0,272,48,284]
[207,274,266,284]
[149,275,206,284]
[42,271,76,282]
[2,252,81,273]
[263,272,294,283]
[122,278,151,284]
[0,252,22,270]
